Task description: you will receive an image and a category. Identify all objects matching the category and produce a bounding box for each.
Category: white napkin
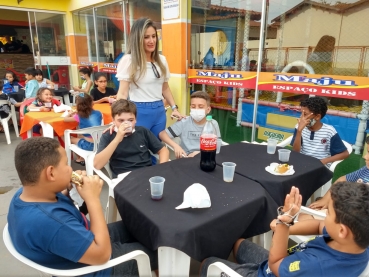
[175,183,211,209]
[54,104,71,113]
[265,163,295,176]
[69,184,84,207]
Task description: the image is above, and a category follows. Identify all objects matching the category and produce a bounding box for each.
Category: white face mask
[190,109,206,122]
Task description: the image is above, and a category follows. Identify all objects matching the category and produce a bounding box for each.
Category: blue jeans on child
[133,100,166,138]
[77,138,94,151]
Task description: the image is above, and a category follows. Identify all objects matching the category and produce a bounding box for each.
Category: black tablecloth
[216,143,333,205]
[114,157,278,261]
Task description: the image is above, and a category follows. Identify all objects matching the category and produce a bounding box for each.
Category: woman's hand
[171,110,186,120]
[73,86,79,92]
[103,123,115,135]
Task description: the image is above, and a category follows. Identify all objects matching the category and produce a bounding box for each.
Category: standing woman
[73,67,93,94]
[115,17,183,137]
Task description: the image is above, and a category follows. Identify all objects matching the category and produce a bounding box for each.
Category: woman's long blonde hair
[127,18,167,86]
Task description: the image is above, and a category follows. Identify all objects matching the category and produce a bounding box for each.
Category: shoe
[74,160,85,166]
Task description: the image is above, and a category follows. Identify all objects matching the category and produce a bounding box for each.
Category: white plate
[265,162,295,176]
[29,108,41,112]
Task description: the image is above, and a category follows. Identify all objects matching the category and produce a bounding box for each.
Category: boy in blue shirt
[24,67,39,98]
[200,183,369,277]
[309,135,369,211]
[8,137,158,276]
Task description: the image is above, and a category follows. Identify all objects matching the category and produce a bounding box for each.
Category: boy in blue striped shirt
[291,97,349,168]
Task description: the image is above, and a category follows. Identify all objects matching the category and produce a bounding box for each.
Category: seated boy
[24,67,39,99]
[94,99,169,177]
[291,97,349,168]
[200,183,369,277]
[8,137,158,276]
[159,91,221,159]
[306,135,369,213]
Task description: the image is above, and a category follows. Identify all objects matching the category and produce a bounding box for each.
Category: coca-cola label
[200,136,217,151]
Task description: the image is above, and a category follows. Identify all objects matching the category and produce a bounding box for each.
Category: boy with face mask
[291,97,349,168]
[159,91,221,158]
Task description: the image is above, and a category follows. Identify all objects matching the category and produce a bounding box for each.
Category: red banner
[188,69,369,100]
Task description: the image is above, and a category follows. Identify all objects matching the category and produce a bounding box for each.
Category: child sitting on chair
[0,80,22,133]
[64,93,102,166]
[8,137,158,276]
[291,97,349,168]
[94,99,169,177]
[24,67,39,99]
[159,91,221,159]
[200,183,369,277]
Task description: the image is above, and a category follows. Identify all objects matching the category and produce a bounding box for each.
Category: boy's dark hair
[76,93,93,118]
[15,137,61,186]
[190,91,211,106]
[330,181,369,249]
[300,97,328,119]
[35,69,43,77]
[36,87,54,102]
[111,99,137,118]
[24,67,37,77]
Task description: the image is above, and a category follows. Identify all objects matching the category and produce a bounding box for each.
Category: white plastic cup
[216,139,221,154]
[222,162,237,182]
[267,138,278,154]
[149,176,165,200]
[278,149,291,162]
[13,85,19,92]
[54,84,59,90]
[45,102,52,108]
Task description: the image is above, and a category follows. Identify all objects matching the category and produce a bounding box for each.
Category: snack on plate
[274,164,289,174]
[71,171,83,187]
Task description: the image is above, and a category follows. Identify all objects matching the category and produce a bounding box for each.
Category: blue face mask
[80,76,86,80]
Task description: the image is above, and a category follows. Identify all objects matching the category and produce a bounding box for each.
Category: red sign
[188,69,369,100]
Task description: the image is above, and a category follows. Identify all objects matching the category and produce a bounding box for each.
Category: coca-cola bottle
[200,115,217,172]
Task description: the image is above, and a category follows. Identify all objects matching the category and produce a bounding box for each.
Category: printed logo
[196,70,243,79]
[263,130,284,141]
[289,261,301,272]
[188,131,201,139]
[200,136,217,151]
[321,138,328,144]
[274,74,358,87]
[140,145,145,148]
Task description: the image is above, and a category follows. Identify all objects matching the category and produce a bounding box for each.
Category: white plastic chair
[65,125,110,175]
[207,262,242,277]
[0,100,19,144]
[90,153,131,223]
[3,223,152,277]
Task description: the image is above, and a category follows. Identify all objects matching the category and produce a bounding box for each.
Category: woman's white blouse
[116,54,171,102]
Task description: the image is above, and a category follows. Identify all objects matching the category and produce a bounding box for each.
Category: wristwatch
[171,105,178,111]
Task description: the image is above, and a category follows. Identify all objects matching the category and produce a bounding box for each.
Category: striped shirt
[346,166,369,184]
[291,123,346,168]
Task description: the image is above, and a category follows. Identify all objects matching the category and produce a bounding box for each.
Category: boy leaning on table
[200,183,369,277]
[291,97,349,168]
[7,137,158,276]
[94,99,169,177]
[159,91,221,158]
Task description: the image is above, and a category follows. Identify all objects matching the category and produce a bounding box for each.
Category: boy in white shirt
[159,91,221,158]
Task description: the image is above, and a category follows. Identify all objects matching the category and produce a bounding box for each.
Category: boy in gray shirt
[159,91,221,158]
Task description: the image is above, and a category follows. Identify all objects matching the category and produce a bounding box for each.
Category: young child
[8,137,158,275]
[64,93,102,165]
[0,80,22,133]
[27,87,56,112]
[73,67,93,94]
[90,72,117,104]
[35,69,55,89]
[308,135,369,211]
[4,71,22,94]
[291,97,349,167]
[94,99,169,177]
[159,91,221,158]
[200,183,369,277]
[24,67,39,99]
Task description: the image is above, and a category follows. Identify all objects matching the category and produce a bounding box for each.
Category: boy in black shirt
[94,100,169,177]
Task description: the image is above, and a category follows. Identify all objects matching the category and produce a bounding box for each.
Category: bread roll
[275,164,289,174]
[71,171,83,187]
